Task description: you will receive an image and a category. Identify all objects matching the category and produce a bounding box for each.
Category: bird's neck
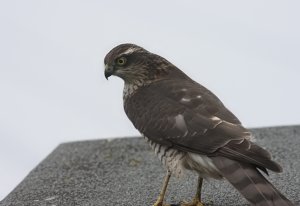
[122,79,150,101]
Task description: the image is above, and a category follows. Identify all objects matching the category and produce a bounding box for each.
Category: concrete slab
[1,126,299,206]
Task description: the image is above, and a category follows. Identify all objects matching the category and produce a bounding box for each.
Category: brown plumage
[104,43,294,206]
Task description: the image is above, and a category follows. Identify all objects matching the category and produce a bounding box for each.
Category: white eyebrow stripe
[121,47,141,55]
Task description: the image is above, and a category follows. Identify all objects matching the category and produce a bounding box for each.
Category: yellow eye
[116,57,127,66]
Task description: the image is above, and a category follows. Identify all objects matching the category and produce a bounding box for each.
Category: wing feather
[124,79,281,172]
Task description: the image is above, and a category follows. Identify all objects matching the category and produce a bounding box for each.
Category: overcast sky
[0,0,300,200]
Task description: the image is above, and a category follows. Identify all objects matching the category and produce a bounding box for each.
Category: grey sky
[0,0,299,200]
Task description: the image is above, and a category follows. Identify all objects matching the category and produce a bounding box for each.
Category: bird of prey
[104,43,294,206]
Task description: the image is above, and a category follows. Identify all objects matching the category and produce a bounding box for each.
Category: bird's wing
[124,78,281,172]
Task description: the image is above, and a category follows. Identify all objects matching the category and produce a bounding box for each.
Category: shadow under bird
[104,43,294,206]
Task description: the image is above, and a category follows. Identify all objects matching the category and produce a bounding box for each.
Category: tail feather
[212,156,294,206]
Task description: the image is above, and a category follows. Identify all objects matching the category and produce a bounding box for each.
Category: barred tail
[212,157,294,206]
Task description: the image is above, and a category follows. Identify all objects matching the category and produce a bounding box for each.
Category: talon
[153,201,171,206]
[180,199,205,206]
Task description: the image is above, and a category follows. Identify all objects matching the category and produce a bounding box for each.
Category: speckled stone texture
[1,126,299,206]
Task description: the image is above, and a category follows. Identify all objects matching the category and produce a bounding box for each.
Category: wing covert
[124,79,248,154]
[124,79,281,171]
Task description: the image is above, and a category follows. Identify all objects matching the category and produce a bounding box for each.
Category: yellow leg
[153,170,172,206]
[181,176,205,206]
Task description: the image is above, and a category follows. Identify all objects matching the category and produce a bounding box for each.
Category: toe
[180,200,205,206]
[153,202,171,206]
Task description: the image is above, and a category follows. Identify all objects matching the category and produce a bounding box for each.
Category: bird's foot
[180,199,205,206]
[152,200,171,206]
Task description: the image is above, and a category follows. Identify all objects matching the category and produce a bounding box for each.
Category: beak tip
[104,64,113,80]
[104,72,111,80]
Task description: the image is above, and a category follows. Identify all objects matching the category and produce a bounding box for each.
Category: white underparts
[123,83,135,99]
[123,81,151,100]
[144,136,222,179]
[145,136,186,177]
[185,153,222,179]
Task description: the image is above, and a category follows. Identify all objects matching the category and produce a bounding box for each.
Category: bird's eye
[116,57,127,66]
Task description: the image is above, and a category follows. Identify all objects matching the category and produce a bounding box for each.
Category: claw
[152,201,171,206]
[180,199,205,206]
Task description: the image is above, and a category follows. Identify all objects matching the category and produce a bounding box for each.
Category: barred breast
[144,136,222,179]
[144,136,186,177]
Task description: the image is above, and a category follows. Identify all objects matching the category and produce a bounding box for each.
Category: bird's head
[104,43,174,84]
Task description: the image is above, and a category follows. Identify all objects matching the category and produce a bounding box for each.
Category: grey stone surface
[1,126,299,206]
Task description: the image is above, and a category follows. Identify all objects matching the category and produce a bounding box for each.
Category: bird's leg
[153,170,172,206]
[193,177,204,205]
[181,176,205,206]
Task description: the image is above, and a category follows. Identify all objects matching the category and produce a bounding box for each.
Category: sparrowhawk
[104,43,293,206]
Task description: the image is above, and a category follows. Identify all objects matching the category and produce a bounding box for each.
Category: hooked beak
[104,64,114,80]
